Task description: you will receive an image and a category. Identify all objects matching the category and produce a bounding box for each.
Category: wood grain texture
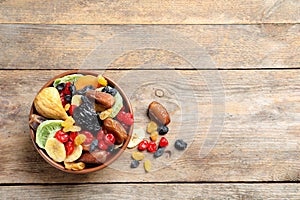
[0,0,299,24]
[1,183,300,199]
[0,24,299,69]
[0,70,299,183]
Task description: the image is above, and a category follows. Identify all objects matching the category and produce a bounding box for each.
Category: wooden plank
[0,24,299,69]
[1,183,300,199]
[0,0,299,24]
[0,70,299,183]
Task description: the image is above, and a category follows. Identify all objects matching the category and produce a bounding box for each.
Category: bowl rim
[29,70,133,174]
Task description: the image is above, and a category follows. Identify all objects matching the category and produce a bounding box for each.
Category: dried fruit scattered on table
[45,138,66,162]
[147,121,158,134]
[159,137,168,148]
[34,87,68,120]
[144,160,151,172]
[127,127,145,149]
[154,147,165,158]
[132,152,145,161]
[158,125,169,135]
[174,139,187,150]
[150,131,158,142]
[130,160,140,168]
[148,101,170,126]
[147,141,157,153]
[138,140,149,151]
[64,144,83,162]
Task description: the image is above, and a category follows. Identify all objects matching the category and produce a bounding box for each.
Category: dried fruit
[65,141,75,156]
[117,111,134,125]
[174,139,187,150]
[158,125,169,135]
[154,147,165,158]
[74,75,98,90]
[144,160,151,172]
[127,127,145,149]
[35,120,63,149]
[98,75,108,86]
[63,125,81,133]
[55,130,69,143]
[64,144,83,162]
[45,138,66,162]
[159,137,169,148]
[71,95,82,106]
[34,87,68,120]
[99,108,113,120]
[148,101,170,125]
[64,161,85,171]
[104,133,115,146]
[61,116,75,128]
[64,103,70,111]
[150,131,158,142]
[132,152,145,161]
[138,140,149,151]
[86,90,115,109]
[81,130,94,145]
[130,160,140,168]
[78,150,109,164]
[147,121,158,134]
[74,134,86,146]
[147,141,157,153]
[103,118,128,145]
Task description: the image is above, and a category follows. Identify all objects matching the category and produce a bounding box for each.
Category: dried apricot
[74,134,86,146]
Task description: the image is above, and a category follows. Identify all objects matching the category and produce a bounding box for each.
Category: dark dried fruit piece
[148,101,170,125]
[103,118,128,144]
[154,147,165,158]
[174,139,187,150]
[130,160,140,168]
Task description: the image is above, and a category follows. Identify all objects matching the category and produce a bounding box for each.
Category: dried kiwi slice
[53,74,83,87]
[36,120,63,149]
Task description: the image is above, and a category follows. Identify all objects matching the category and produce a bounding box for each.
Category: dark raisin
[64,94,72,102]
[174,139,187,150]
[56,83,66,92]
[69,84,76,96]
[130,160,140,168]
[107,145,115,153]
[154,147,165,158]
[77,85,94,95]
[89,139,99,152]
[108,88,117,96]
[158,125,169,135]
[101,86,110,93]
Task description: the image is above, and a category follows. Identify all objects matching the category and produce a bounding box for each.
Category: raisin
[130,160,140,168]
[174,139,187,150]
[154,147,165,158]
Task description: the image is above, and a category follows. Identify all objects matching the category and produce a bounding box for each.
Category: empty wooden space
[0,0,299,199]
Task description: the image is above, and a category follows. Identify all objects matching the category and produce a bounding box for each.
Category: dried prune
[76,85,94,95]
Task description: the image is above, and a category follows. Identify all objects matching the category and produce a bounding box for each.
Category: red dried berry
[55,130,69,143]
[147,141,157,153]
[138,140,149,151]
[159,137,169,148]
[65,141,74,156]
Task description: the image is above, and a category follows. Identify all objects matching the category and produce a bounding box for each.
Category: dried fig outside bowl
[29,70,133,174]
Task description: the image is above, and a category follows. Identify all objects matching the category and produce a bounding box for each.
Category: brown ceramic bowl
[29,70,133,174]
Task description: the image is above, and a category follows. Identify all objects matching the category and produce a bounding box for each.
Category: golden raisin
[99,109,113,120]
[74,134,86,146]
[147,121,158,134]
[144,160,151,172]
[150,131,158,141]
[132,152,145,161]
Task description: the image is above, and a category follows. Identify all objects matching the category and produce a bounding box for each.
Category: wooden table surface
[1,1,299,199]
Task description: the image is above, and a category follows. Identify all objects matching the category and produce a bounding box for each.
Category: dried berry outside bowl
[29,70,133,174]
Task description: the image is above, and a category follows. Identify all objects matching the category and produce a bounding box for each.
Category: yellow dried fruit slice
[45,138,66,162]
[63,125,81,133]
[98,75,108,86]
[74,75,98,90]
[99,108,113,120]
[147,121,158,134]
[132,152,145,161]
[64,161,85,171]
[64,103,70,111]
[127,127,145,149]
[61,116,75,128]
[74,134,86,146]
[71,95,82,106]
[64,145,83,162]
[144,160,151,172]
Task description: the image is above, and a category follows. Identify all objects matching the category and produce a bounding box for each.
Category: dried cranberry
[55,130,69,143]
[138,140,149,151]
[98,140,108,150]
[159,137,169,148]
[147,141,157,153]
[96,130,105,141]
[104,133,115,146]
[68,105,77,116]
[65,141,74,155]
[81,130,94,145]
[69,132,79,142]
[117,111,134,125]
